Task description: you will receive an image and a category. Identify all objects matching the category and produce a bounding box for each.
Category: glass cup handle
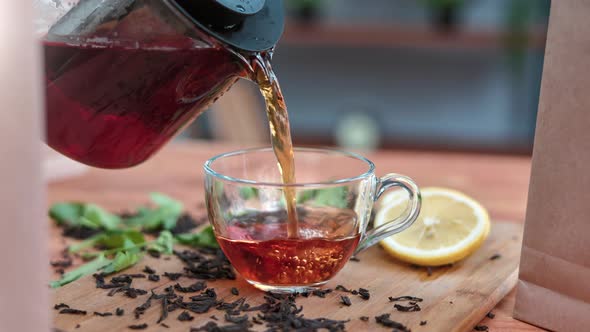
[355,174,421,254]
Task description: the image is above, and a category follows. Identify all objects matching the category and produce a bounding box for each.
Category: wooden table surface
[47,141,543,332]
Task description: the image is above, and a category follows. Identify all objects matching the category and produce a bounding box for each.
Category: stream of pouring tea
[250,52,299,239]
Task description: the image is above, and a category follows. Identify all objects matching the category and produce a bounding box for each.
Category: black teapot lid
[170,0,284,52]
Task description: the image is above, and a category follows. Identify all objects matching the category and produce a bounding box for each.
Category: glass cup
[204,147,421,293]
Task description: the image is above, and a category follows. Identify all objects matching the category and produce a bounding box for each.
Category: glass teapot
[35,0,284,168]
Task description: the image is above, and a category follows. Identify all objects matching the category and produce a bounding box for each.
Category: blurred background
[185,0,550,155]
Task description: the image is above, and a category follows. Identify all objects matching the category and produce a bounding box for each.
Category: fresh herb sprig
[49,193,217,288]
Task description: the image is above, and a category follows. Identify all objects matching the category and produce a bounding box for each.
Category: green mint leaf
[125,208,178,231]
[82,204,121,230]
[175,226,219,248]
[49,202,121,231]
[162,216,178,231]
[147,230,174,254]
[102,251,142,275]
[49,202,87,227]
[78,217,101,229]
[150,192,183,211]
[68,230,145,253]
[124,193,183,231]
[239,187,259,200]
[313,187,348,208]
[68,233,107,253]
[124,209,160,229]
[213,182,225,199]
[50,254,112,288]
[98,230,145,249]
[296,189,318,204]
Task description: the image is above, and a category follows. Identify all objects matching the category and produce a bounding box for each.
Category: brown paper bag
[513,1,590,331]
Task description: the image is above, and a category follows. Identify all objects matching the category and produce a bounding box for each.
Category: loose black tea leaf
[254,292,348,331]
[75,324,80,329]
[143,266,156,274]
[474,325,489,331]
[128,323,148,330]
[148,250,161,259]
[54,303,69,310]
[375,314,410,332]
[61,225,100,239]
[116,308,124,316]
[210,315,219,321]
[163,272,182,281]
[174,289,218,314]
[111,275,133,284]
[148,274,160,282]
[490,254,501,261]
[358,288,370,300]
[420,320,428,326]
[157,297,169,324]
[487,312,495,319]
[178,311,194,321]
[50,258,73,269]
[394,303,421,312]
[312,289,333,298]
[224,313,248,324]
[216,297,246,312]
[171,213,202,234]
[175,249,235,280]
[161,323,170,328]
[59,308,87,315]
[360,316,369,322]
[389,295,423,313]
[388,296,424,302]
[93,311,112,317]
[174,281,207,293]
[134,296,153,319]
[93,274,111,289]
[231,287,239,296]
[190,321,246,332]
[340,295,352,306]
[111,286,148,299]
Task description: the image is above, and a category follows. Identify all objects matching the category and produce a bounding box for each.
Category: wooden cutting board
[52,222,521,332]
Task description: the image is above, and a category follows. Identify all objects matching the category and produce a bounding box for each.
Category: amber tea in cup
[204,148,421,293]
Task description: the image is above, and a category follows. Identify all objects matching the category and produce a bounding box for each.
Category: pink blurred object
[0,2,49,331]
[43,146,88,183]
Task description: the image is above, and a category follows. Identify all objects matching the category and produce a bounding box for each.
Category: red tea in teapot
[44,37,301,236]
[42,1,302,238]
[44,37,244,168]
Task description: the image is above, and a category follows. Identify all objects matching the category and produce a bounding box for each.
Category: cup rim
[204,147,375,187]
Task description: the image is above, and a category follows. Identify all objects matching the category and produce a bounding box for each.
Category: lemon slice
[375,187,490,266]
